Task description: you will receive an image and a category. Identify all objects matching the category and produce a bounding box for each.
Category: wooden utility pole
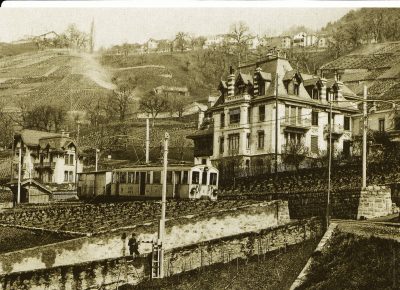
[275,73,279,174]
[17,145,21,204]
[146,118,150,164]
[75,122,80,190]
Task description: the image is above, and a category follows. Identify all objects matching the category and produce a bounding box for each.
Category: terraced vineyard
[0,200,262,234]
[0,49,113,112]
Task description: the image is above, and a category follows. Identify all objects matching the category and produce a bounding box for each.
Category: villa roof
[16,129,76,151]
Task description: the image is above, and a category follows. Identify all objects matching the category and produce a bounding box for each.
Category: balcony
[324,124,344,137]
[225,93,251,103]
[34,162,56,170]
[281,118,311,132]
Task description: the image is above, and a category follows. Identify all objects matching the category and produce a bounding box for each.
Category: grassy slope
[101,50,236,101]
[123,239,320,290]
[298,232,400,290]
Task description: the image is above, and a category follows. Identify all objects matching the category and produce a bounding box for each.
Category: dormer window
[294,81,300,95]
[259,81,265,96]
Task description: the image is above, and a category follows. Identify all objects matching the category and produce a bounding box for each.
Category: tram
[110,164,219,200]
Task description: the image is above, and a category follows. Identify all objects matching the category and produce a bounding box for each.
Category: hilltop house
[188,55,359,173]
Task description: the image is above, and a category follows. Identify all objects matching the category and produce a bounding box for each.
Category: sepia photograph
[0,1,399,289]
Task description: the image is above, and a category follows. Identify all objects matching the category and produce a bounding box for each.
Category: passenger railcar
[110,164,218,200]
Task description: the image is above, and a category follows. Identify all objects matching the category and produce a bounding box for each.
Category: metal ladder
[151,241,163,278]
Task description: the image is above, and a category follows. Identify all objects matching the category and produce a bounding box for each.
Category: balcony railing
[225,93,251,103]
[281,118,311,130]
[324,124,344,135]
[34,162,56,169]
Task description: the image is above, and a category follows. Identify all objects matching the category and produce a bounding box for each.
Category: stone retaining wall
[357,186,393,219]
[0,200,289,276]
[0,218,322,290]
[220,190,361,220]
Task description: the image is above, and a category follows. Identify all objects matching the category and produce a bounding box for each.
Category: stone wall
[0,200,289,276]
[221,190,361,220]
[357,186,393,219]
[0,218,322,290]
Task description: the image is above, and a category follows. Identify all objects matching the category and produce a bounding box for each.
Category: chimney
[253,67,261,96]
[198,109,205,129]
[227,66,235,97]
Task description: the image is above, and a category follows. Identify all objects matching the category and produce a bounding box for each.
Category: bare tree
[227,21,254,65]
[282,141,309,171]
[0,101,14,148]
[175,32,189,52]
[139,90,169,125]
[108,76,137,122]
[169,95,191,119]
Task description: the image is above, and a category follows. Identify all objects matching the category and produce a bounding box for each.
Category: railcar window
[175,171,181,184]
[120,172,127,183]
[210,173,218,185]
[167,171,173,184]
[147,172,151,183]
[192,171,200,184]
[128,172,135,183]
[201,171,207,185]
[182,171,188,184]
[135,172,140,184]
[153,171,161,184]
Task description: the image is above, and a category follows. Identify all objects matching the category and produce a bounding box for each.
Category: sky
[0,7,352,49]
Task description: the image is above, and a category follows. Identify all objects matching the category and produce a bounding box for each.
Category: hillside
[320,41,400,109]
[0,41,39,58]
[0,49,113,112]
[101,50,236,100]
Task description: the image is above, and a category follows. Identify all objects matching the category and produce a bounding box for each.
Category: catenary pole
[95,149,99,172]
[362,85,368,189]
[158,132,169,278]
[327,101,333,229]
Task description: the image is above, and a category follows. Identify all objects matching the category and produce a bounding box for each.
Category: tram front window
[192,171,200,184]
[210,173,217,185]
[182,171,188,184]
[201,171,207,185]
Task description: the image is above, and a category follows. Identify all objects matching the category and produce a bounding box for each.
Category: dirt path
[110,64,166,71]
[333,217,400,241]
[71,52,116,90]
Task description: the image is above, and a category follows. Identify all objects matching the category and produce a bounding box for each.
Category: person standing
[128,233,140,257]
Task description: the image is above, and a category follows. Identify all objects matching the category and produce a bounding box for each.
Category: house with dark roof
[319,42,400,142]
[12,129,83,186]
[188,55,359,172]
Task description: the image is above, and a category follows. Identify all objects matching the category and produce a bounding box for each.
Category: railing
[324,124,344,135]
[34,162,56,169]
[281,118,311,129]
[225,94,251,103]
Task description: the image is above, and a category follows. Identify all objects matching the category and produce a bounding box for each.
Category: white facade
[14,130,83,185]
[191,57,359,171]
